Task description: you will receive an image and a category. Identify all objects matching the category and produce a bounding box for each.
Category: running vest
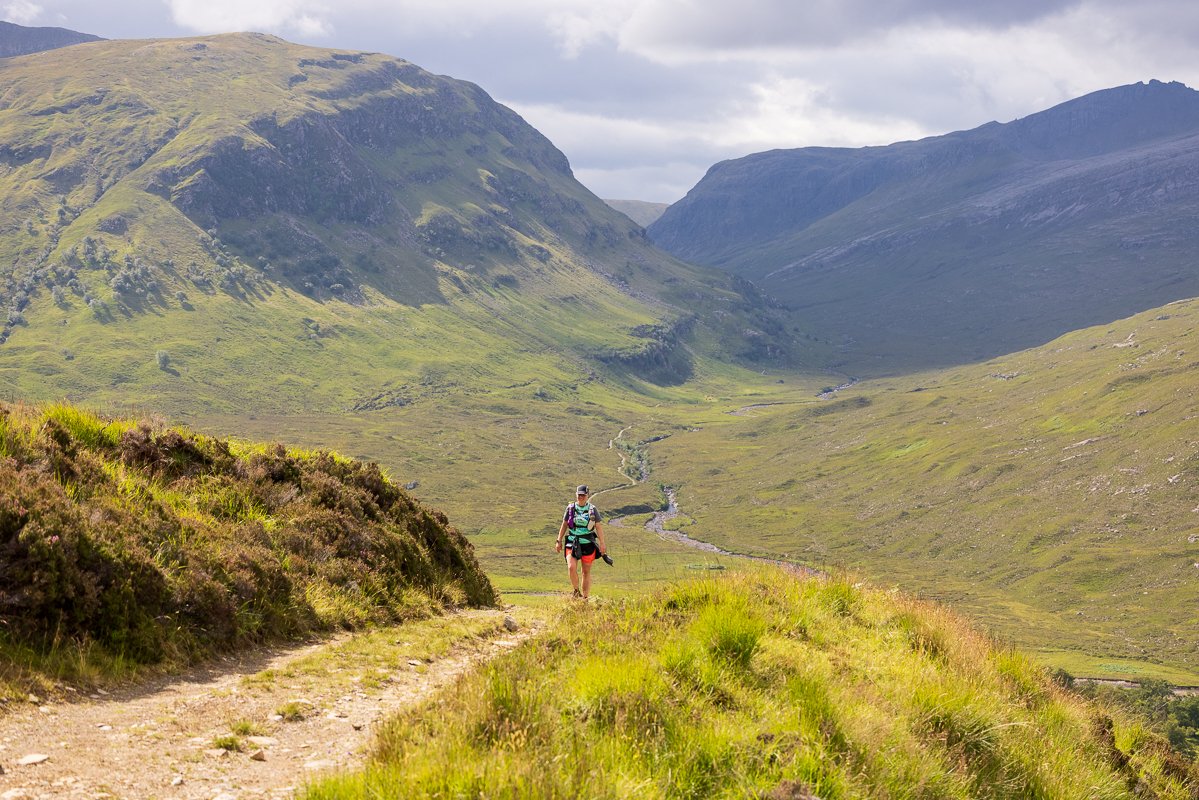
[565,503,598,543]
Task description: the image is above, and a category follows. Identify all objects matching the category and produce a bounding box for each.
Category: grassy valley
[0,29,1195,774]
[181,294,1199,684]
[632,300,1199,682]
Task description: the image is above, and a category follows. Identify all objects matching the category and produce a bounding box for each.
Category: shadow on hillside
[215,217,448,309]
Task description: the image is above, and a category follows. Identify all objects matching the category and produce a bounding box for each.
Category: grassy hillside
[0,33,795,415]
[0,400,494,695]
[308,569,1198,799]
[638,299,1199,681]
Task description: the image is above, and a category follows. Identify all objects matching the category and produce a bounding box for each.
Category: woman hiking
[555,485,609,599]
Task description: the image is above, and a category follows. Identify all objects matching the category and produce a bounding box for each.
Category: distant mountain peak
[649,79,1199,373]
[0,20,102,58]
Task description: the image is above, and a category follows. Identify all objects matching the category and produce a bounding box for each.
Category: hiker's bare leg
[567,554,581,595]
[581,559,593,598]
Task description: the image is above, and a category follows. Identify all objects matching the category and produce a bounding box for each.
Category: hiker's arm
[597,522,607,555]
[555,518,568,552]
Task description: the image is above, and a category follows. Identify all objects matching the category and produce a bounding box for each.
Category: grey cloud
[622,0,1082,51]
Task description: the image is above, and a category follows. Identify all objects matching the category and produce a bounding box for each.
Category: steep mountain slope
[0,21,101,58]
[649,80,1199,372]
[0,34,788,415]
[645,297,1199,679]
[603,198,669,227]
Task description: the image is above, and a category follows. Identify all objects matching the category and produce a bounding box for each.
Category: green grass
[229,719,266,736]
[276,701,309,722]
[305,569,1199,799]
[212,734,242,752]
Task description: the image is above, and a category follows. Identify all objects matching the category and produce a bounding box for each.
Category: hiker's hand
[555,541,562,553]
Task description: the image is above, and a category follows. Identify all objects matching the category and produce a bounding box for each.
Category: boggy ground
[0,609,539,800]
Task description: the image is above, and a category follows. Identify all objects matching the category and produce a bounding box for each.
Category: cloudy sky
[5,0,1197,201]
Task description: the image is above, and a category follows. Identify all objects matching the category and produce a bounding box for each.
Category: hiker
[555,484,608,599]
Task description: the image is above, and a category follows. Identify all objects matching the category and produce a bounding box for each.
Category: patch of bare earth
[0,610,536,800]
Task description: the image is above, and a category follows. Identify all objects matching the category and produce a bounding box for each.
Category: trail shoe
[572,588,582,598]
[601,553,614,566]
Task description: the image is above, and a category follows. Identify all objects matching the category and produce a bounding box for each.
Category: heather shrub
[0,403,497,668]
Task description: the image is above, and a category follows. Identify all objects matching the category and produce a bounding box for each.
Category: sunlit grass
[306,568,1198,799]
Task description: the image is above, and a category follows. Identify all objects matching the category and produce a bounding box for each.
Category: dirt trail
[0,610,535,800]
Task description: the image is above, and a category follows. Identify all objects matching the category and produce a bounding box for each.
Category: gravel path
[0,610,534,800]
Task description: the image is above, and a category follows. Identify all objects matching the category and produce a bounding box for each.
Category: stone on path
[250,749,267,762]
[407,659,422,666]
[304,759,337,771]
[503,616,519,632]
[16,754,49,766]
[171,776,184,786]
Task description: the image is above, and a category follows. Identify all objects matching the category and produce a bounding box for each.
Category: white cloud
[2,0,44,25]
[164,0,332,36]
[545,4,635,58]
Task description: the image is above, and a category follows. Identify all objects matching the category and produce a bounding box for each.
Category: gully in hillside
[555,485,612,599]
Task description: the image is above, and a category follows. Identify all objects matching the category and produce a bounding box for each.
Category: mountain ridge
[0,20,101,58]
[0,33,793,414]
[649,79,1199,372]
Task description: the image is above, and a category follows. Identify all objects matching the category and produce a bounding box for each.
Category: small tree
[156,350,170,370]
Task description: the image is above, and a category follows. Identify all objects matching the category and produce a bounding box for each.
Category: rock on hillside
[0,20,101,58]
[0,33,787,412]
[649,80,1199,371]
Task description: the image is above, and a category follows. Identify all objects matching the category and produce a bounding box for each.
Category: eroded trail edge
[0,609,538,800]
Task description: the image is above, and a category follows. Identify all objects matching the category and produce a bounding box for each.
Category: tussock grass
[0,400,496,696]
[306,569,1198,799]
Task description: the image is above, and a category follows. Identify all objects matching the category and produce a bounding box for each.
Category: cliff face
[649,80,1199,371]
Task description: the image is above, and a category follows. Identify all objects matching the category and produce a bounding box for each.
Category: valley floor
[0,610,539,800]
